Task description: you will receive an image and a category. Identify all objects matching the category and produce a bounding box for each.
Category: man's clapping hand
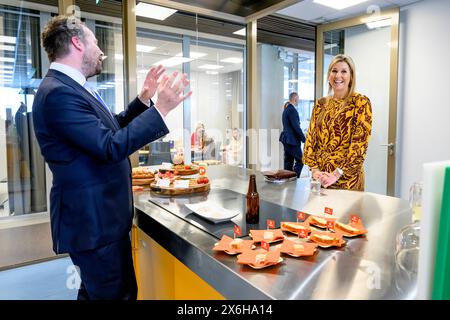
[155,71,192,117]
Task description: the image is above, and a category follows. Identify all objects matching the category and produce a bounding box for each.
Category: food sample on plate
[334,219,368,237]
[306,215,328,229]
[249,229,284,243]
[237,249,282,269]
[132,166,155,186]
[310,230,345,248]
[213,235,254,254]
[280,221,311,235]
[279,239,318,257]
[160,163,200,176]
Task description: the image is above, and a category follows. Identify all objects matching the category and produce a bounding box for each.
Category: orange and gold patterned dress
[303,92,372,191]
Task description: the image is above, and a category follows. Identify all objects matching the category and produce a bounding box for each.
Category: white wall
[257,44,284,170]
[344,24,391,194]
[397,0,450,199]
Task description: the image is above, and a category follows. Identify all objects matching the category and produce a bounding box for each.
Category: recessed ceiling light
[220,57,243,64]
[137,44,156,53]
[0,36,16,44]
[206,71,219,75]
[0,44,15,51]
[0,57,14,63]
[313,0,368,10]
[233,28,246,36]
[175,51,207,59]
[136,2,177,20]
[153,57,193,67]
[198,64,224,70]
[366,18,392,29]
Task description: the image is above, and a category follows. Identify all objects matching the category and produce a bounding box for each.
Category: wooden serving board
[150,182,210,196]
[132,178,155,186]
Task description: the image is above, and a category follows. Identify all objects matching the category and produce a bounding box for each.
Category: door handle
[380,143,395,156]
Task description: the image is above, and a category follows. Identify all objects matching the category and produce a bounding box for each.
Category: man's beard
[82,52,102,78]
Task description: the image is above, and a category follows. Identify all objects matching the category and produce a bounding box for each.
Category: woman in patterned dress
[303,54,372,191]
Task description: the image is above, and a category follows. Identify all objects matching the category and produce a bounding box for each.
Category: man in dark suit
[32,15,191,300]
[279,92,306,177]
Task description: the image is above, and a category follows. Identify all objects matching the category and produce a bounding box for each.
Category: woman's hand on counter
[319,172,338,188]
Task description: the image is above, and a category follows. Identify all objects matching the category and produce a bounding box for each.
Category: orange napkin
[237,249,281,266]
[280,221,311,236]
[334,219,368,237]
[249,229,284,243]
[279,239,318,257]
[310,230,345,248]
[213,235,254,253]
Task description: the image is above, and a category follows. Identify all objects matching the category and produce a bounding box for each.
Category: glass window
[135,12,246,168]
[0,2,55,217]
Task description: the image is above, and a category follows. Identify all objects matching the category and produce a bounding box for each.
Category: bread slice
[229,239,243,250]
[282,222,309,233]
[335,221,360,234]
[255,253,267,264]
[263,231,274,240]
[311,233,338,245]
[293,244,305,254]
[310,216,327,227]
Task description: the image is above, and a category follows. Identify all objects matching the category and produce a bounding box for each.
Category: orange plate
[237,249,282,269]
[213,235,255,254]
[249,229,285,243]
[309,230,345,248]
[279,239,318,257]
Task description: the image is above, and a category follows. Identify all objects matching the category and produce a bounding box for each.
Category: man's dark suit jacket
[279,103,306,159]
[33,69,169,253]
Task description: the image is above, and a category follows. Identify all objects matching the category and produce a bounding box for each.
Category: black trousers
[283,145,303,178]
[69,235,137,300]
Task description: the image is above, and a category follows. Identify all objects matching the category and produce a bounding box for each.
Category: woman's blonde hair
[327,54,356,101]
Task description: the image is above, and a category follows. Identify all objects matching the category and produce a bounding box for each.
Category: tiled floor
[0,257,78,300]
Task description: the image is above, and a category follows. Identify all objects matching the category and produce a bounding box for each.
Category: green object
[432,166,450,299]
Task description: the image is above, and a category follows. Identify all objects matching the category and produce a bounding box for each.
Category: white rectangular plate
[185,201,241,224]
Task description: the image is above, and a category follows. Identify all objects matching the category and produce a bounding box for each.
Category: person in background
[279,92,306,177]
[303,54,372,191]
[191,121,215,160]
[33,15,191,300]
[222,127,243,166]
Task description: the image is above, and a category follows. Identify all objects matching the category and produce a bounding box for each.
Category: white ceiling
[277,0,423,24]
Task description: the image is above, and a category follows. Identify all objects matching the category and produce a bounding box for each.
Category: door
[315,8,400,196]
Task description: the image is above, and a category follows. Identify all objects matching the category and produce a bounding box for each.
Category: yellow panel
[133,225,224,300]
[174,257,224,300]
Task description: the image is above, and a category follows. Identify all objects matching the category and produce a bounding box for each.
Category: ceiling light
[175,51,207,59]
[206,71,219,75]
[0,57,14,63]
[153,56,193,67]
[366,18,392,29]
[0,36,16,44]
[288,79,298,83]
[198,64,224,70]
[220,57,243,64]
[233,28,246,36]
[137,44,156,53]
[313,0,368,10]
[324,43,338,50]
[136,2,177,20]
[0,44,14,51]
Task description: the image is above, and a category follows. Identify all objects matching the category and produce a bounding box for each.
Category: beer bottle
[246,174,259,224]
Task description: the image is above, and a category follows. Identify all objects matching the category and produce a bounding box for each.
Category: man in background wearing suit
[32,15,191,300]
[279,92,306,178]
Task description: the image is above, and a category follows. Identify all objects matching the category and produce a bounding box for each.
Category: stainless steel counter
[134,165,417,299]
